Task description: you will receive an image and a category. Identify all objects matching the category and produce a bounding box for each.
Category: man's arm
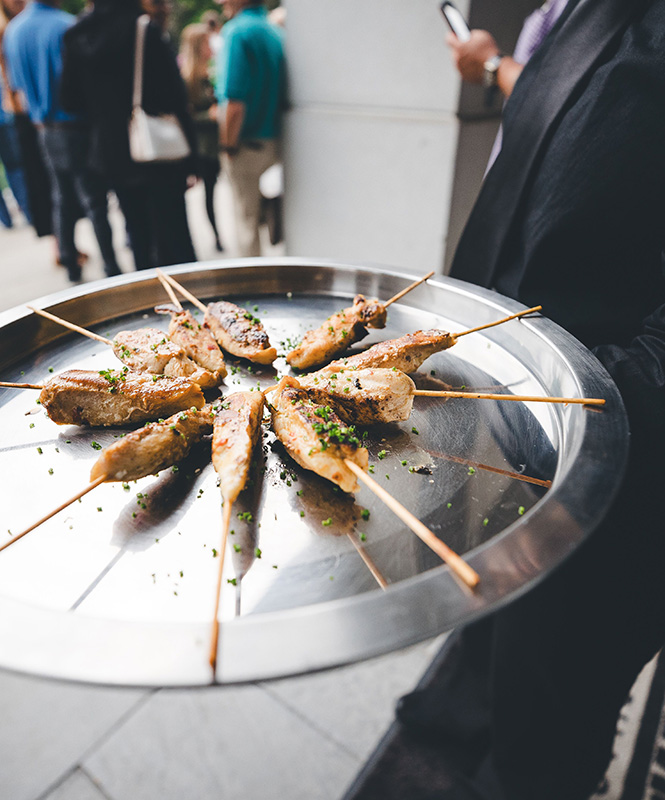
[219,98,245,152]
[593,303,665,449]
[447,30,523,99]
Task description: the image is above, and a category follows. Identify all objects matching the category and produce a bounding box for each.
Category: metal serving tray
[0,259,628,687]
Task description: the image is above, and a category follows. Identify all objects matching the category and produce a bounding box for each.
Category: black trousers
[392,398,665,800]
[38,125,120,279]
[114,180,196,271]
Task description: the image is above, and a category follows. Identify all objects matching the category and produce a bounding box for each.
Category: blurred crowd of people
[0,0,286,283]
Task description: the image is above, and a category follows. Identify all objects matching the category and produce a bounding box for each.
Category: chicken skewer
[320,306,543,375]
[27,306,220,389]
[281,371,557,487]
[36,370,205,426]
[154,272,227,382]
[286,271,435,371]
[269,376,369,494]
[157,270,277,365]
[1,405,215,553]
[268,377,478,588]
[2,370,205,426]
[209,390,265,672]
[298,366,604,428]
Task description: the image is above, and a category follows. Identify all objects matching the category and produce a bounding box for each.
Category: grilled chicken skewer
[40,369,205,426]
[323,329,457,375]
[268,376,478,589]
[286,294,388,371]
[269,376,369,494]
[112,328,219,388]
[28,306,219,389]
[209,391,265,672]
[1,405,215,553]
[319,306,543,375]
[300,366,605,425]
[155,271,227,382]
[90,404,214,483]
[2,370,206,426]
[299,367,416,425]
[286,271,435,371]
[157,270,277,365]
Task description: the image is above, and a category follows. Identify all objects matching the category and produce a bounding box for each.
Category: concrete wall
[281,0,468,276]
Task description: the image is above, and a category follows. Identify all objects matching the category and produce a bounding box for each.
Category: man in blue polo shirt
[216,0,285,257]
[3,0,120,282]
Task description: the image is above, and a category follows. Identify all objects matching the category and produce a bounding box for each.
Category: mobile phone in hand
[440,1,471,42]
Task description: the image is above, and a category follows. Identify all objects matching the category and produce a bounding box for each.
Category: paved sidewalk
[0,176,279,313]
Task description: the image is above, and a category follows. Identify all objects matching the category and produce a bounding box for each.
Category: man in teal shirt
[216,0,285,256]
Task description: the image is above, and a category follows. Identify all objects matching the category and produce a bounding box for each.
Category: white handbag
[128,16,191,163]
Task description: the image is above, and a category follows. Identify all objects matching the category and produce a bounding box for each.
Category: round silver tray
[0,258,628,687]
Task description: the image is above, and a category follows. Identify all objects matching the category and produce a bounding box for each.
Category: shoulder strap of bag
[132,15,150,110]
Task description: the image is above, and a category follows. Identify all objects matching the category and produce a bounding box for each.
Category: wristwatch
[482,54,504,89]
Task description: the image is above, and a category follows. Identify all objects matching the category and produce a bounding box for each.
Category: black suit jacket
[450,0,665,460]
[450,0,665,347]
[60,7,197,185]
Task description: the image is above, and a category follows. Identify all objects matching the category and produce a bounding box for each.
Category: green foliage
[59,1,282,37]
[172,0,221,33]
[61,0,86,15]
[173,0,281,33]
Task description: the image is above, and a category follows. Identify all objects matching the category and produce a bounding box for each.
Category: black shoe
[215,239,224,252]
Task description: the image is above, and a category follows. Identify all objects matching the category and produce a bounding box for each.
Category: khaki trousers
[223,139,280,257]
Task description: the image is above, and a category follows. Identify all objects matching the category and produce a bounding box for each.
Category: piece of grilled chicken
[212,391,265,506]
[155,304,227,382]
[286,294,387,371]
[269,376,368,493]
[112,328,219,389]
[39,369,205,427]
[90,404,215,483]
[205,301,277,365]
[299,367,416,425]
[323,328,456,374]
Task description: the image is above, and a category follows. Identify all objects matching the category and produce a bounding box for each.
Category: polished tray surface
[0,259,628,686]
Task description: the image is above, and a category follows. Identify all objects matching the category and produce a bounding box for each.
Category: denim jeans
[38,125,120,279]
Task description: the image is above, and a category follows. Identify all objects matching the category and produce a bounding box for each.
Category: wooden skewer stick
[209,501,233,673]
[0,381,43,390]
[0,475,107,554]
[347,532,388,589]
[27,306,113,346]
[158,271,207,314]
[413,389,605,406]
[428,450,552,488]
[344,460,480,589]
[384,270,435,309]
[155,269,183,311]
[453,305,542,339]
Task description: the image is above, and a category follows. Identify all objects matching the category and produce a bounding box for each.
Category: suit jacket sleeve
[593,304,665,448]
